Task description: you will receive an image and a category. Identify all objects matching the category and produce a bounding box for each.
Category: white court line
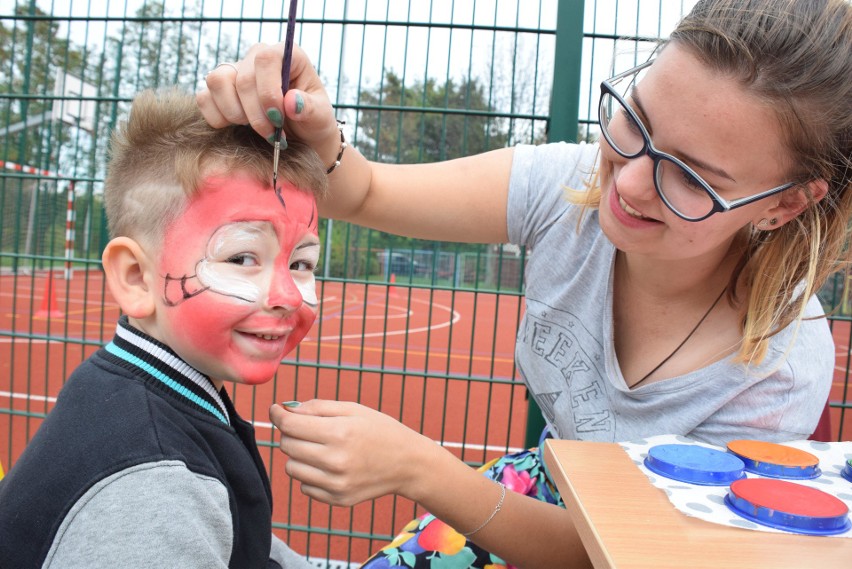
[0,390,56,403]
[0,390,523,453]
[2,288,457,342]
[0,338,66,344]
[314,295,461,342]
[251,418,523,453]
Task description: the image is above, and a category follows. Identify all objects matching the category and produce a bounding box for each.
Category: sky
[8,0,705,166]
[41,0,698,119]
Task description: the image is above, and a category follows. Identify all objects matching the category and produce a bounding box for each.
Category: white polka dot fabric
[619,434,852,538]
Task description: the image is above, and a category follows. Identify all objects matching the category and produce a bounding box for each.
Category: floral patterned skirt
[360,430,563,569]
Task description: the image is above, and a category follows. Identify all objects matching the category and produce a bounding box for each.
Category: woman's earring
[757,217,778,229]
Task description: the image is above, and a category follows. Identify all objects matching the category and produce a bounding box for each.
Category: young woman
[198,1,852,566]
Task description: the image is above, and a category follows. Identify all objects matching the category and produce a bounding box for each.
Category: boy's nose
[264,269,303,311]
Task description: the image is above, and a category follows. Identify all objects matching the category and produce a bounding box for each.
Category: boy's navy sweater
[0,317,310,568]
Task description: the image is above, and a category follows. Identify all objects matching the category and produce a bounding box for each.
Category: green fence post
[524,0,586,449]
[549,0,585,144]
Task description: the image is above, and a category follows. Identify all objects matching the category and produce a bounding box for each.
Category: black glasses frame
[598,60,798,222]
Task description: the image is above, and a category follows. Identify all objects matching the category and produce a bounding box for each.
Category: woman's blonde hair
[104,87,328,249]
[574,0,852,365]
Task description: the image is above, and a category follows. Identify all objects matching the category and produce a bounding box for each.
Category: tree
[0,3,88,261]
[354,71,510,165]
[322,71,512,278]
[1,1,216,264]
[0,3,87,167]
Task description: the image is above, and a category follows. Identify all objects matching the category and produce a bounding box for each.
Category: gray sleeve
[270,534,314,568]
[44,461,233,569]
[507,142,599,247]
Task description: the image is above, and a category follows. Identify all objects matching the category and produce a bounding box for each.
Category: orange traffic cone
[36,272,64,319]
[389,273,397,297]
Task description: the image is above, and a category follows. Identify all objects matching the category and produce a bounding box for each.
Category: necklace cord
[630,287,727,389]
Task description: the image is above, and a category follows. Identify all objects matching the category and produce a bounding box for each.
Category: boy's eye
[291,260,315,272]
[226,253,259,267]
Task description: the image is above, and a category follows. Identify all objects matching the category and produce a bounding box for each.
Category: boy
[0,89,326,568]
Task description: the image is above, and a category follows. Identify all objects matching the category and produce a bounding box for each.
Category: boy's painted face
[150,174,320,387]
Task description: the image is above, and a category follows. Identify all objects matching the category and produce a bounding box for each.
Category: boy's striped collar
[104,317,230,425]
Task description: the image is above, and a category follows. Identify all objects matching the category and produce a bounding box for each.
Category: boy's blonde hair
[573,0,852,365]
[104,87,328,248]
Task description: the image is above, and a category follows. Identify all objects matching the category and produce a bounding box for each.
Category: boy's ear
[102,237,157,318]
[757,179,829,228]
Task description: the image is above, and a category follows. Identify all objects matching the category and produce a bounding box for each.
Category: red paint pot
[725,478,851,536]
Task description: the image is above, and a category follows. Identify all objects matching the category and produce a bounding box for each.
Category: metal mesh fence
[1,1,849,566]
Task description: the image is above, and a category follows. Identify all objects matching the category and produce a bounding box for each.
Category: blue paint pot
[644,444,746,486]
[842,459,852,484]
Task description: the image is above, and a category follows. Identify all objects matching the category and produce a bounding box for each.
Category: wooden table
[542,440,851,568]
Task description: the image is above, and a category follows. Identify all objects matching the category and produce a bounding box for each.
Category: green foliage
[336,71,507,258]
[354,70,509,165]
[1,1,215,265]
[0,3,87,166]
[1,4,511,274]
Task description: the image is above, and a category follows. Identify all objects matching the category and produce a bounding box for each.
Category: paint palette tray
[644,443,746,486]
[623,435,852,538]
[725,478,851,536]
[727,439,820,479]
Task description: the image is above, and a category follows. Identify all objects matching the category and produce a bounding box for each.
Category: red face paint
[151,174,319,386]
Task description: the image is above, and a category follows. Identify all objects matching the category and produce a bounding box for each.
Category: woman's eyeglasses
[598,60,797,222]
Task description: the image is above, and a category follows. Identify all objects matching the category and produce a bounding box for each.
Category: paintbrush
[272,0,299,189]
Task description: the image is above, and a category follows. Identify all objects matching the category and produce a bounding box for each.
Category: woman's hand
[197,43,341,166]
[269,400,436,506]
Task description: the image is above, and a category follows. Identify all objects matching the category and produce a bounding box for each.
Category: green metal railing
[1,1,848,566]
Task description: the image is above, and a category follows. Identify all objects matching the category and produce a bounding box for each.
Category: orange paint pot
[725,478,851,535]
[726,440,820,479]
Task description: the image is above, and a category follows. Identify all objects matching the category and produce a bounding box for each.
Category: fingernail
[294,93,304,114]
[266,134,276,145]
[280,401,301,408]
[266,107,283,128]
[279,132,288,150]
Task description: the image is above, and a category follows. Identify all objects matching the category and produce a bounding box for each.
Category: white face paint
[295,275,317,305]
[292,242,319,307]
[197,223,267,303]
[196,221,320,309]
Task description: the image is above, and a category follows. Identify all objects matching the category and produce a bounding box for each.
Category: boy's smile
[142,173,320,388]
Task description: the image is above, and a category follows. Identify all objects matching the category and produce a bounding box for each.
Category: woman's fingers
[198,62,249,127]
[198,42,338,147]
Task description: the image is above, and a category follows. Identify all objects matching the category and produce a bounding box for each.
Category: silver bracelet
[462,482,506,538]
[325,120,347,175]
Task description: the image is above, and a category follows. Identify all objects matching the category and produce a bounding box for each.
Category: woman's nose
[615,153,657,201]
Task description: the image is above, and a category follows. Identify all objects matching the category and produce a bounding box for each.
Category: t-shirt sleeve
[44,461,233,569]
[507,142,599,248]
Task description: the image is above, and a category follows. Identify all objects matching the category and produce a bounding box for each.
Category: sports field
[0,270,528,563]
[1,270,849,564]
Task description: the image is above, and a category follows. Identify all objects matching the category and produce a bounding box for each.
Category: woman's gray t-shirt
[507,142,833,446]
